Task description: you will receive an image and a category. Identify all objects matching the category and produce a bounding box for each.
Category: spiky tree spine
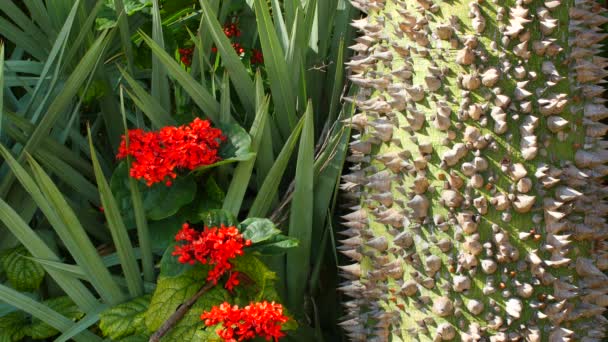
[340,0,608,341]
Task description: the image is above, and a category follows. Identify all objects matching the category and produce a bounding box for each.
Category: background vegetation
[0,0,357,340]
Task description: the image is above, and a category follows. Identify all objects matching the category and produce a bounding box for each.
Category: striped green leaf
[88,126,144,298]
[286,101,315,312]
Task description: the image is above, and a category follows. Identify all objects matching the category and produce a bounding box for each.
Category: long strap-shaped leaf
[248,114,305,218]
[254,0,298,139]
[0,283,102,342]
[0,196,99,313]
[87,126,144,298]
[150,0,170,111]
[0,43,4,139]
[118,65,177,128]
[120,88,155,284]
[223,95,270,215]
[0,27,111,197]
[0,144,100,311]
[139,31,220,123]
[26,155,126,305]
[200,1,256,115]
[286,101,315,312]
[53,306,107,342]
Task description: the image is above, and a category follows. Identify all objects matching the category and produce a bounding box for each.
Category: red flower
[223,22,241,38]
[172,224,251,284]
[201,301,288,342]
[117,118,224,186]
[179,47,194,66]
[250,49,264,65]
[232,42,245,55]
[224,271,240,292]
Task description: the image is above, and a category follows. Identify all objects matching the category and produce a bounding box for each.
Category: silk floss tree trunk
[339,0,608,341]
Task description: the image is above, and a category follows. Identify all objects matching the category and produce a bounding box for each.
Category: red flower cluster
[208,19,263,65]
[223,22,241,38]
[117,118,224,186]
[179,47,194,66]
[250,49,263,65]
[172,223,251,284]
[201,301,288,342]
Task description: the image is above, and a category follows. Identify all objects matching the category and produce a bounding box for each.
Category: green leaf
[118,66,177,128]
[162,287,229,341]
[139,31,220,123]
[1,245,45,292]
[222,96,270,216]
[158,244,198,279]
[88,127,144,298]
[118,335,150,342]
[231,255,281,305]
[239,218,281,244]
[200,1,256,114]
[144,267,216,332]
[148,216,183,254]
[99,295,151,340]
[198,209,238,228]
[286,101,314,312]
[111,162,197,224]
[194,122,255,172]
[246,235,299,256]
[96,0,152,30]
[27,297,84,339]
[0,283,98,342]
[178,176,225,224]
[0,311,28,342]
[248,115,305,218]
[254,0,298,138]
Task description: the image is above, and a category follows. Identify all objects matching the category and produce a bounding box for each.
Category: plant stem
[148,281,216,342]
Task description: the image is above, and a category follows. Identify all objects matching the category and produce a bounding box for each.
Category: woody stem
[149,281,216,342]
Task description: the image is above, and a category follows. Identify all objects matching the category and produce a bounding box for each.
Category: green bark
[340,0,608,341]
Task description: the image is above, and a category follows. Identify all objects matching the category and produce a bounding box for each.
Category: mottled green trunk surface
[340,0,608,341]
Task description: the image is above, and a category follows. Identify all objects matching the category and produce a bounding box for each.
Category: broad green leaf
[118,335,150,342]
[144,267,212,332]
[1,245,45,292]
[0,311,28,342]
[158,244,201,278]
[286,101,314,312]
[162,287,229,341]
[254,0,298,138]
[194,122,255,171]
[88,127,144,298]
[27,297,84,340]
[248,115,305,218]
[246,235,299,256]
[239,218,281,244]
[178,176,225,224]
[111,162,197,224]
[99,295,151,340]
[148,216,183,254]
[139,31,220,123]
[231,255,282,306]
[200,1,256,114]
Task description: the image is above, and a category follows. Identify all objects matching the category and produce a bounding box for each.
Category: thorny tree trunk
[339,0,608,341]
